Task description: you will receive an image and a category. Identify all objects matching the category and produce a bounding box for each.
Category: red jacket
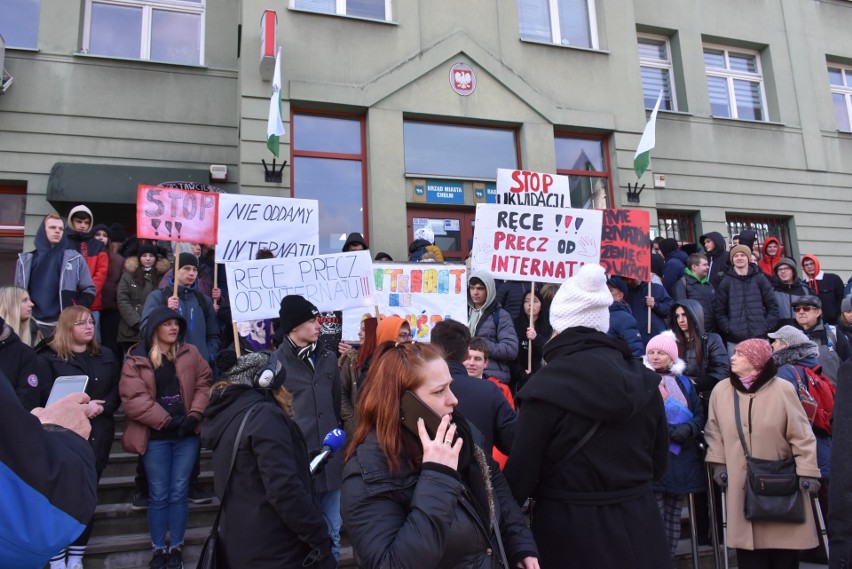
[757,237,783,277]
[486,375,515,469]
[119,342,212,454]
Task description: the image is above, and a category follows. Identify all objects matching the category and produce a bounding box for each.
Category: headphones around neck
[254,350,285,390]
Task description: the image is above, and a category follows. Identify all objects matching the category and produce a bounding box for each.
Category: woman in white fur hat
[644,330,706,560]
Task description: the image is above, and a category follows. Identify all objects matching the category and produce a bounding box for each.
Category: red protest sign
[599,209,650,282]
[136,185,219,244]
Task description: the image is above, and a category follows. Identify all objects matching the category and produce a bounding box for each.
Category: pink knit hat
[735,338,773,371]
[646,331,679,364]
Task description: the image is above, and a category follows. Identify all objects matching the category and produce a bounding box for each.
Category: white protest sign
[342,262,468,342]
[216,193,319,262]
[495,168,571,208]
[226,251,374,322]
[470,204,602,284]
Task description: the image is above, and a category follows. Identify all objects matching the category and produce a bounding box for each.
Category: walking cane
[686,493,701,569]
[804,481,830,562]
[703,450,722,569]
[720,473,729,569]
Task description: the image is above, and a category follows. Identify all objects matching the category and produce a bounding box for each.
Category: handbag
[197,404,260,569]
[733,389,804,523]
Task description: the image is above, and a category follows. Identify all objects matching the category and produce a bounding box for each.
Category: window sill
[287,7,399,26]
[72,52,206,69]
[650,109,693,117]
[519,38,609,55]
[4,46,39,52]
[710,115,786,128]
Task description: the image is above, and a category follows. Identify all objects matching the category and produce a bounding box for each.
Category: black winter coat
[0,322,51,411]
[341,425,538,569]
[625,281,674,345]
[201,386,334,569]
[714,265,779,343]
[510,311,551,388]
[504,328,671,569]
[771,279,812,329]
[672,273,717,333]
[446,360,516,455]
[606,302,645,357]
[39,345,120,472]
[671,300,729,394]
[662,249,688,296]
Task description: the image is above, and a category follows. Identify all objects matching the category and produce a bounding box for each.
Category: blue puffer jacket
[625,282,673,345]
[607,302,644,357]
[662,250,688,297]
[714,265,779,343]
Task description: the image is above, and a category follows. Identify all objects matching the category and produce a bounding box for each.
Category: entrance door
[406,208,475,263]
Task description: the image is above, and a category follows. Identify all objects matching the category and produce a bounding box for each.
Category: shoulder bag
[197,404,260,569]
[733,389,804,523]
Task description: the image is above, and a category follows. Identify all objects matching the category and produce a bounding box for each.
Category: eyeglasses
[398,332,412,340]
[793,305,814,313]
[74,319,96,327]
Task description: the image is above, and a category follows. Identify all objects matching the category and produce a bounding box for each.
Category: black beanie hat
[279,295,320,335]
[110,223,127,243]
[177,252,199,270]
[138,243,159,259]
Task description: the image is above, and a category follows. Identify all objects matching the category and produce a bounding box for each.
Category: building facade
[2,0,852,280]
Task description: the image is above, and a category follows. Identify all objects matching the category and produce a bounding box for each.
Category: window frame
[656,211,695,246]
[82,0,206,65]
[289,0,393,22]
[725,214,790,254]
[518,0,599,50]
[703,43,768,121]
[0,0,41,49]
[290,110,369,248]
[637,33,677,111]
[554,132,613,209]
[0,186,26,286]
[829,64,852,132]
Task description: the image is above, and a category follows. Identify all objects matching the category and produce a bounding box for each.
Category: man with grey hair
[792,295,851,382]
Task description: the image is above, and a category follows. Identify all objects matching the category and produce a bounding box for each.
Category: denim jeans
[143,436,200,550]
[317,489,341,563]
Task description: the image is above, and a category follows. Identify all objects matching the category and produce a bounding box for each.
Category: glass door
[406,208,475,263]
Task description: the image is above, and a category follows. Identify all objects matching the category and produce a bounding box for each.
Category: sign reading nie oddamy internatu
[216,194,319,262]
[470,204,602,284]
[226,251,374,322]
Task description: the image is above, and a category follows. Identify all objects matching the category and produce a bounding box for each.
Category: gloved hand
[800,477,821,494]
[179,414,199,437]
[669,423,692,443]
[164,415,185,431]
[711,464,728,488]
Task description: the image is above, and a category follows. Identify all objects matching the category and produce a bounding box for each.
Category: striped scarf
[287,336,317,370]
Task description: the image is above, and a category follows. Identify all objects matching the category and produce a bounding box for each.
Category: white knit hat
[414,226,435,244]
[549,263,613,334]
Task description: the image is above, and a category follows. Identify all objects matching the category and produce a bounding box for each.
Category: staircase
[81,413,356,569]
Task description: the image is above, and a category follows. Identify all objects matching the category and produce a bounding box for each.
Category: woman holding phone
[120,306,212,569]
[341,341,539,569]
[39,305,120,569]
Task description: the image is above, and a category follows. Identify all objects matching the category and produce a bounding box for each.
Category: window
[638,34,676,111]
[656,212,694,245]
[292,113,367,254]
[291,0,391,21]
[0,0,40,49]
[726,214,789,253]
[0,187,26,286]
[518,0,597,49]
[704,45,767,121]
[829,65,852,132]
[555,134,611,208]
[83,0,204,65]
[403,122,518,179]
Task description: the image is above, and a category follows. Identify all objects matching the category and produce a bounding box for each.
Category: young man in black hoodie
[700,231,730,288]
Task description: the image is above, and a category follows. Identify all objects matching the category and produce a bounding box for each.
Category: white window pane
[295,0,335,13]
[703,49,725,69]
[707,76,731,117]
[0,0,40,48]
[641,67,673,110]
[834,93,851,131]
[557,0,591,48]
[347,0,385,19]
[638,38,667,61]
[729,52,757,74]
[150,10,201,64]
[555,137,605,172]
[733,79,763,120]
[828,67,843,87]
[518,0,551,42]
[294,115,362,154]
[89,3,142,59]
[403,122,517,179]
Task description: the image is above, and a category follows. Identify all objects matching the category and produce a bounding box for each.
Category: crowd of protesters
[3,210,851,569]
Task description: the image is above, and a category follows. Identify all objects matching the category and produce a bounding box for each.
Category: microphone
[309,428,346,474]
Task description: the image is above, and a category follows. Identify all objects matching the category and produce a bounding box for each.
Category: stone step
[90,501,219,538]
[97,471,214,505]
[101,450,212,479]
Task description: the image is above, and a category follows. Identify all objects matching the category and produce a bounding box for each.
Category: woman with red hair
[341,341,539,569]
[339,317,378,439]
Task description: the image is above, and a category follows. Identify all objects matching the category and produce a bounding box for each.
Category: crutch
[720,473,729,569]
[702,448,722,569]
[804,481,830,562]
[686,492,701,569]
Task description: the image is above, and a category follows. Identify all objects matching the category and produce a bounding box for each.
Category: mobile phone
[400,390,444,441]
[46,375,89,407]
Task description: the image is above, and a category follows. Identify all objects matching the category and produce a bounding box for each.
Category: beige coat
[705,373,820,550]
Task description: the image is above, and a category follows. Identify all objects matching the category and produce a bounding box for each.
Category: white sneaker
[67,562,84,569]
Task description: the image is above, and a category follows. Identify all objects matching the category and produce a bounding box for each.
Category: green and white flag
[633,90,663,179]
[267,46,286,157]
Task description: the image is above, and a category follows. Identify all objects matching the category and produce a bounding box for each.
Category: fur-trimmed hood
[643,355,687,375]
[772,341,820,367]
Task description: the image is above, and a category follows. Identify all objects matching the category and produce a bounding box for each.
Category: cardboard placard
[599,209,651,282]
[495,168,571,208]
[136,184,219,244]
